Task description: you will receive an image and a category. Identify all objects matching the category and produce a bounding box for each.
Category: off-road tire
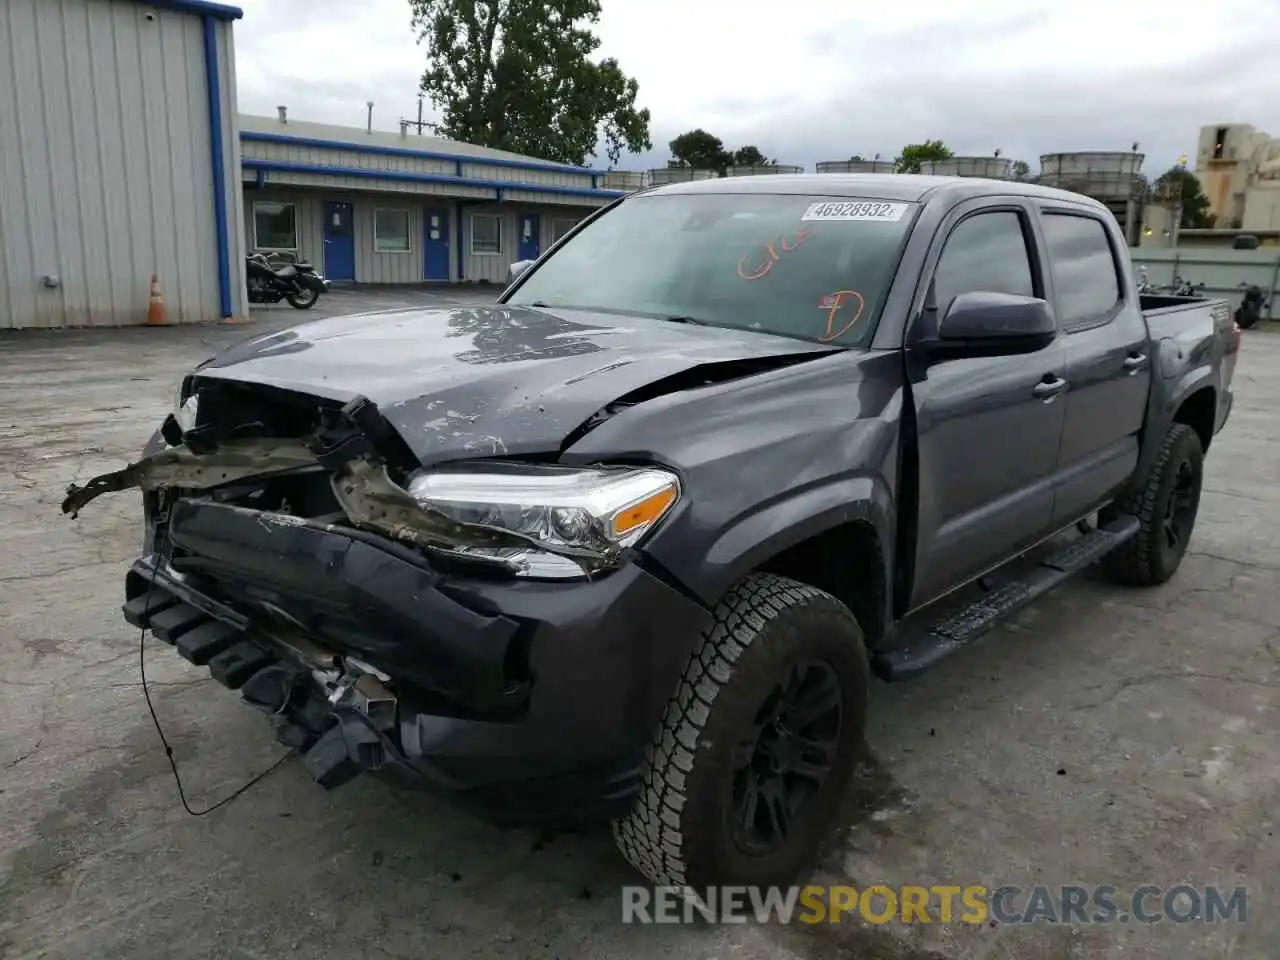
[612,572,869,891]
[1102,423,1204,586]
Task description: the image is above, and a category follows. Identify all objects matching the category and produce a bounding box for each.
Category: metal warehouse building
[238,113,624,285]
[0,0,247,329]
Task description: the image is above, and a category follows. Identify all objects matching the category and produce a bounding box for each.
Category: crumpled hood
[192,304,837,463]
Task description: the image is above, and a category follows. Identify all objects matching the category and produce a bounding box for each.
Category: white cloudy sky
[231,0,1280,175]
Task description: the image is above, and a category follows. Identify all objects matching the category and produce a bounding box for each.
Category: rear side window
[933,212,1035,313]
[1040,213,1122,329]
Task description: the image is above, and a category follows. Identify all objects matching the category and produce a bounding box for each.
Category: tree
[409,0,652,166]
[895,140,953,174]
[1153,167,1213,228]
[731,145,768,167]
[669,129,730,171]
[1011,160,1031,181]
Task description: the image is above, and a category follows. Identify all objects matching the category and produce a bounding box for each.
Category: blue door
[517,213,540,262]
[423,207,450,281]
[323,201,355,282]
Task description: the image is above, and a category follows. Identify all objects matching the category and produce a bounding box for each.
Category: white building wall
[0,0,244,329]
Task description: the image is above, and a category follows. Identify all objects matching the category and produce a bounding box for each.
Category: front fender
[561,351,905,611]
[695,473,895,606]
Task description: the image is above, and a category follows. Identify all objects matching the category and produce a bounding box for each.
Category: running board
[872,515,1140,682]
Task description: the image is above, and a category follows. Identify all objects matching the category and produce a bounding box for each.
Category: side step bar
[872,515,1140,682]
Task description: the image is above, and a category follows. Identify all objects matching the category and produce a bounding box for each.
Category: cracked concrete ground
[1,291,1277,960]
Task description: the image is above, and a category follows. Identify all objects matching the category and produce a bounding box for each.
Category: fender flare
[657,474,895,615]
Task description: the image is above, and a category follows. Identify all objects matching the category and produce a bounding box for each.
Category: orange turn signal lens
[609,485,678,541]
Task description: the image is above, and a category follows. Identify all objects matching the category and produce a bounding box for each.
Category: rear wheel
[1103,423,1204,586]
[286,287,319,309]
[612,573,868,892]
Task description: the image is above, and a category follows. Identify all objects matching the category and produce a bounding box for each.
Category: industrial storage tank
[722,164,805,177]
[816,159,897,174]
[918,156,1013,178]
[1038,151,1145,199]
[1038,151,1148,246]
[647,166,719,185]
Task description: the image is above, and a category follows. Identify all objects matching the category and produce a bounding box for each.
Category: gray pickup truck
[64,175,1238,893]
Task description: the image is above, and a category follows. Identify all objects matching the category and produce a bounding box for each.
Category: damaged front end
[63,382,691,797]
[65,384,682,580]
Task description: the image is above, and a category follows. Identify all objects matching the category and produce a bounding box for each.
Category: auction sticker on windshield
[802,201,909,222]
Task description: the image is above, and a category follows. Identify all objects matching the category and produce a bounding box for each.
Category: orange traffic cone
[146,274,167,325]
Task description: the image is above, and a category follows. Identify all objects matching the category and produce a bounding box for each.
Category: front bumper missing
[125,559,440,791]
[69,393,712,822]
[121,511,712,824]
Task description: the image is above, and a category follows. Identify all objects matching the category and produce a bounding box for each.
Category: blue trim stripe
[136,0,243,20]
[240,130,606,178]
[241,158,625,201]
[202,17,233,319]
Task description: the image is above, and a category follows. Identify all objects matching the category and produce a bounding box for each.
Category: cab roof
[643,173,1106,210]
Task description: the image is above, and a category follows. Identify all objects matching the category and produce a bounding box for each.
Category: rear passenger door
[907,202,1068,610]
[1037,208,1152,526]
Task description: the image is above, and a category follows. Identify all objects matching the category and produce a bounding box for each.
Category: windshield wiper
[660,315,711,326]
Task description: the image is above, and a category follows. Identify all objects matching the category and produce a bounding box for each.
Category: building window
[254,201,297,251]
[1213,127,1228,160]
[470,214,502,255]
[374,209,411,253]
[551,218,578,243]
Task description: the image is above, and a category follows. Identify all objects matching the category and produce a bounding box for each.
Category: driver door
[905,201,1067,610]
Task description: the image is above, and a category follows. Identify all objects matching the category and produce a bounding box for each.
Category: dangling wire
[140,511,293,816]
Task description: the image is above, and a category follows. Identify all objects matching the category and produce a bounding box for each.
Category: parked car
[63,174,1238,893]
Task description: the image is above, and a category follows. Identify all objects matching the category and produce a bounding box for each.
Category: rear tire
[1103,423,1204,586]
[612,573,868,892]
[286,288,319,309]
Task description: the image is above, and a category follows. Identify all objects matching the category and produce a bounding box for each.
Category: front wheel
[286,287,320,309]
[613,573,869,892]
[1102,423,1204,586]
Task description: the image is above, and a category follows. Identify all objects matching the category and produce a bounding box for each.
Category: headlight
[406,464,680,579]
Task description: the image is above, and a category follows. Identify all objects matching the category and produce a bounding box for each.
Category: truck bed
[1140,292,1239,437]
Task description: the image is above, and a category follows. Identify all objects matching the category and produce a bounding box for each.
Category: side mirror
[506,260,535,285]
[933,291,1056,356]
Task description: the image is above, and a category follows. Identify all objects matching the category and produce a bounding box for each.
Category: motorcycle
[246,252,329,309]
[1235,282,1267,330]
[1168,275,1205,298]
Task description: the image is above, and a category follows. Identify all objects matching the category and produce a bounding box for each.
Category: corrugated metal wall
[244,186,590,286]
[0,0,245,329]
[241,131,598,193]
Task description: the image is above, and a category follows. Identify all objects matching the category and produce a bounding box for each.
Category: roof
[643,173,1106,208]
[238,114,605,176]
[133,0,244,19]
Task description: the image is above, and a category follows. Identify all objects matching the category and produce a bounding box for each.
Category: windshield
[505,193,917,346]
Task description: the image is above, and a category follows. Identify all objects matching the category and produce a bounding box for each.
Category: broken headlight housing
[172,380,199,433]
[406,464,680,579]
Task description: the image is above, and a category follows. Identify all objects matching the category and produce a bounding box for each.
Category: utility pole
[401,93,431,136]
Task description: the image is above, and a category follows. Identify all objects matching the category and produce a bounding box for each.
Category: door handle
[1032,376,1068,401]
[1123,353,1149,373]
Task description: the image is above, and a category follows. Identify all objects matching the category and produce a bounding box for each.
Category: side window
[933,211,1036,313]
[1040,213,1122,330]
